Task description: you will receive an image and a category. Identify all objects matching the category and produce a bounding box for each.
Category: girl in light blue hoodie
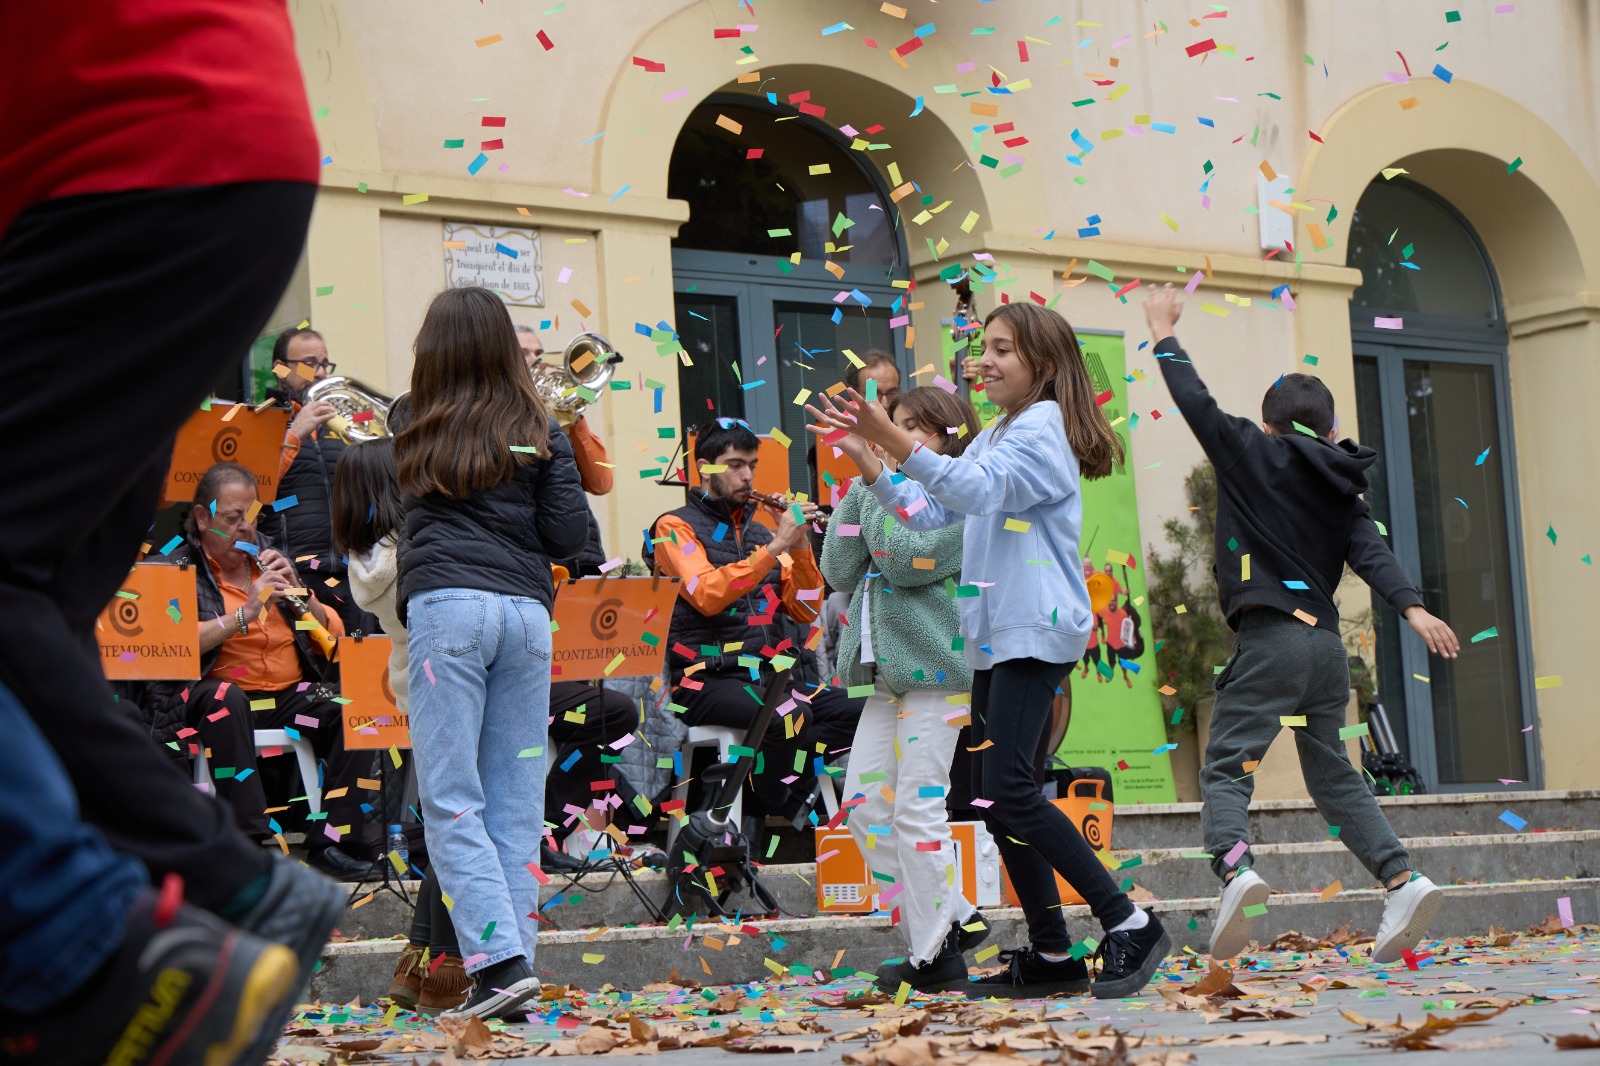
[808,302,1170,1002]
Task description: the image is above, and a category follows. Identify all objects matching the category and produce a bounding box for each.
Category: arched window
[1348,178,1499,322]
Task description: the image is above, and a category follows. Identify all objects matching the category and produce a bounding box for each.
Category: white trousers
[843,675,977,965]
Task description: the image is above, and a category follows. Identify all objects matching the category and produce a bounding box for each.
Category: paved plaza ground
[273,926,1600,1064]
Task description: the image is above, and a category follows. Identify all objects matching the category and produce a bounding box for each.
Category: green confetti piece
[1471,626,1498,643]
[1338,723,1370,740]
[516,746,544,758]
[1507,156,1523,174]
[1445,9,1461,22]
[1242,903,1268,918]
[1328,825,1341,838]
[314,285,334,297]
[481,920,497,940]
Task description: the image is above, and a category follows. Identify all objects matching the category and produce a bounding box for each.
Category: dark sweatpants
[1201,609,1411,885]
[0,182,315,909]
[679,672,863,818]
[970,657,1135,951]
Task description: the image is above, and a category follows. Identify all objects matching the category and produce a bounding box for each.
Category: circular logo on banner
[590,598,623,642]
[109,595,144,638]
[380,665,395,708]
[211,425,243,464]
[1079,811,1105,852]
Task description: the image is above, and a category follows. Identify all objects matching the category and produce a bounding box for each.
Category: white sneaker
[1373,874,1443,963]
[1210,869,1270,960]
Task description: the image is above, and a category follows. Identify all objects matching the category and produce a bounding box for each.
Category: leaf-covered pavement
[273,924,1600,1064]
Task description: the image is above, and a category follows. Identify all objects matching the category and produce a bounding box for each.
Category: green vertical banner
[943,326,1176,803]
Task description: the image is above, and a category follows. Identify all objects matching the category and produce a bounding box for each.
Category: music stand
[341,633,413,909]
[663,665,792,920]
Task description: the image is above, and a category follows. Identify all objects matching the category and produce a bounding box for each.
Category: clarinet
[249,554,338,658]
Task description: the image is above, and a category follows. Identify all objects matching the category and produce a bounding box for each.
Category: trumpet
[533,332,623,426]
[748,490,828,530]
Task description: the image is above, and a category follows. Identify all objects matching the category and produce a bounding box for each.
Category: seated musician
[648,418,864,844]
[145,461,373,879]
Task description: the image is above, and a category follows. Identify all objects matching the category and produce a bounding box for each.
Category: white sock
[1036,950,1070,962]
[1109,908,1149,934]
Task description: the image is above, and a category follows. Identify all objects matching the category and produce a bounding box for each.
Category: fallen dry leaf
[722,1037,829,1053]
[1194,1030,1327,1047]
[1552,1024,1600,1049]
[433,1013,494,1054]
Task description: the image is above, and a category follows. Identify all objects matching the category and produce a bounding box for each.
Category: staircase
[310,788,1600,1003]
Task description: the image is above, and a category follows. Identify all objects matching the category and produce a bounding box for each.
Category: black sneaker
[954,912,992,952]
[443,956,541,1020]
[0,890,300,1066]
[541,842,586,873]
[1090,911,1171,1000]
[234,855,345,1009]
[873,925,970,993]
[966,947,1091,999]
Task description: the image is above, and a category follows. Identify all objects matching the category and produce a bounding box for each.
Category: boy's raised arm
[1145,284,1259,471]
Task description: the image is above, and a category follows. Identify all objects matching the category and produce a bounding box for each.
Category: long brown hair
[983,302,1123,480]
[332,439,405,557]
[395,287,551,498]
[887,387,983,459]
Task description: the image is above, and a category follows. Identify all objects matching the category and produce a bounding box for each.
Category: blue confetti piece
[849,288,872,306]
[1475,447,1491,466]
[559,749,582,772]
[232,540,260,555]
[914,22,936,36]
[467,152,488,176]
[1433,63,1453,84]
[1283,579,1310,590]
[1070,128,1094,154]
[1153,743,1178,755]
[917,786,946,798]
[634,322,654,337]
[672,750,683,777]
[1086,214,1101,225]
[712,522,729,542]
[1077,227,1101,238]
[235,768,254,782]
[271,495,299,512]
[1151,122,1176,134]
[1198,116,1215,127]
[495,242,519,259]
[910,96,925,117]
[820,20,852,35]
[158,535,183,556]
[830,308,843,324]
[1499,809,1527,831]
[1455,497,1469,509]
[609,184,632,202]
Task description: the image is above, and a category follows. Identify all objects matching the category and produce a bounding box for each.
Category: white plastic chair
[194,728,322,815]
[665,724,744,851]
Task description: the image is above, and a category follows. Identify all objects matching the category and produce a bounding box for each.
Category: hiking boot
[416,954,473,1015]
[873,923,971,994]
[1373,874,1443,964]
[0,889,300,1066]
[442,956,540,1020]
[386,944,425,1009]
[954,912,992,952]
[1210,869,1270,961]
[1091,911,1171,999]
[233,855,344,1011]
[966,947,1091,999]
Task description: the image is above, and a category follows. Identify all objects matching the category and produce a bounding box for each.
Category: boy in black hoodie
[1145,284,1460,965]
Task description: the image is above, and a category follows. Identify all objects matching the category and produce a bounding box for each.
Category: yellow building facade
[279,0,1599,793]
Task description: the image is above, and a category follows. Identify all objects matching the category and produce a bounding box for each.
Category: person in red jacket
[0,3,341,1061]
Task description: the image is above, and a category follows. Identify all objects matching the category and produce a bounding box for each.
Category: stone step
[329,829,1600,940]
[1107,788,1598,850]
[310,876,1600,1005]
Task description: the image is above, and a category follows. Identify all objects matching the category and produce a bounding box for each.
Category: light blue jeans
[407,589,551,974]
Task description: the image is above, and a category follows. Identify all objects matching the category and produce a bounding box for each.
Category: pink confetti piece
[1223,839,1250,867]
[1374,316,1404,329]
[424,658,436,684]
[608,732,636,750]
[1184,271,1204,294]
[598,556,624,573]
[971,798,994,808]
[294,714,320,729]
[463,952,489,967]
[527,861,552,885]
[1558,896,1574,927]
[556,266,573,284]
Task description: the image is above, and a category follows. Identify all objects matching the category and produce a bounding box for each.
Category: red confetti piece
[1094,390,1114,406]
[1185,39,1217,57]
[481,116,506,127]
[632,56,666,73]
[154,872,184,929]
[536,29,554,50]
[481,139,504,151]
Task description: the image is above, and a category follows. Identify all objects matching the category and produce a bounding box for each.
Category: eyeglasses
[286,359,336,373]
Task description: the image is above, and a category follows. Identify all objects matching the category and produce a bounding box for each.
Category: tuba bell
[303,376,396,442]
[532,332,623,425]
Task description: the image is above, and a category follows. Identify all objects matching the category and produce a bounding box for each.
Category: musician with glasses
[647,418,865,846]
[141,461,375,878]
[267,325,381,635]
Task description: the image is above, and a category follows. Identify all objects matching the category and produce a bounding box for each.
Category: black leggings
[407,861,461,957]
[971,657,1134,950]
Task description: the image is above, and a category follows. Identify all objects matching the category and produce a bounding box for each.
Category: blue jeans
[0,680,146,1013]
[406,589,551,974]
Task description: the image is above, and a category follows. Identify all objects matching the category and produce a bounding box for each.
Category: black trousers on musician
[545,681,643,837]
[182,678,372,846]
[679,672,864,819]
[0,182,316,910]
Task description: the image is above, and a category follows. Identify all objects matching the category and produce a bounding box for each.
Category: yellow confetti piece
[793,388,812,406]
[894,981,911,1007]
[763,957,786,975]
[843,348,866,369]
[249,698,276,711]
[401,193,429,205]
[1241,553,1250,580]
[1175,604,1188,614]
[960,210,980,234]
[582,952,605,964]
[1201,301,1230,317]
[1106,549,1131,566]
[475,33,503,47]
[808,163,832,175]
[769,428,792,448]
[1160,212,1179,231]
[1535,675,1563,689]
[1279,715,1307,728]
[441,891,454,910]
[1004,518,1031,532]
[1413,673,1431,683]
[973,944,1000,963]
[602,652,626,676]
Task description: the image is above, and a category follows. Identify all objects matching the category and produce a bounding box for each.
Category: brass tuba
[532,332,622,425]
[303,376,396,442]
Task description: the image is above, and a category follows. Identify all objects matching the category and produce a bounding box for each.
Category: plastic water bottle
[387,824,408,877]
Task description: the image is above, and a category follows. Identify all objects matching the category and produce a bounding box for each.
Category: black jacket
[397,421,590,624]
[267,388,348,577]
[1155,336,1423,632]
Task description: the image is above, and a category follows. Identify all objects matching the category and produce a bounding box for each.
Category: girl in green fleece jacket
[820,387,989,994]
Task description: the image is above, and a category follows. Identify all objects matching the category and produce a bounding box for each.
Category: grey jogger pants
[1200,609,1413,886]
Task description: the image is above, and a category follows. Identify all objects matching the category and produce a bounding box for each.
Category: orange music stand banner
[162,402,291,505]
[339,635,410,750]
[550,576,680,680]
[683,433,793,530]
[95,564,202,681]
[815,443,859,507]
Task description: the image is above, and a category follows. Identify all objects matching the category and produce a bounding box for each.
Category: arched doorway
[667,95,910,493]
[1347,177,1536,790]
